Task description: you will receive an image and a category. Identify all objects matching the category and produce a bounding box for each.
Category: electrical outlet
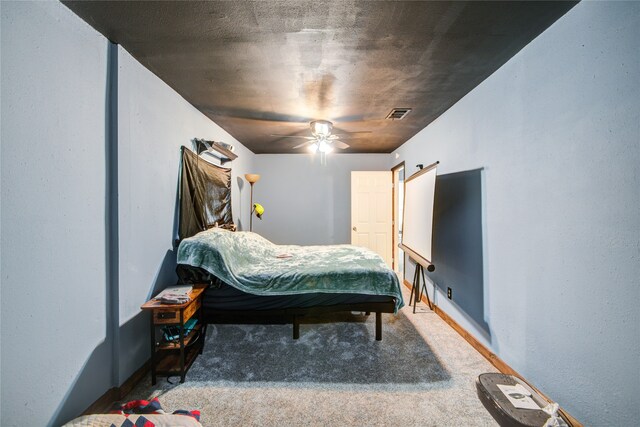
[447,287,452,299]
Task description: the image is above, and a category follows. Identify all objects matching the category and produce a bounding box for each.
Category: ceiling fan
[271,120,370,153]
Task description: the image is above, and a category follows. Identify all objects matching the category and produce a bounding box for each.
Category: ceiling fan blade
[331,114,366,123]
[204,108,312,124]
[329,133,371,140]
[293,141,314,149]
[270,134,316,139]
[334,131,372,135]
[333,141,350,150]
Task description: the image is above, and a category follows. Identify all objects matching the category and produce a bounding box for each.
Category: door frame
[391,161,405,279]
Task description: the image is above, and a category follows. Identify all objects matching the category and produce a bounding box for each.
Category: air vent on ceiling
[386,108,412,120]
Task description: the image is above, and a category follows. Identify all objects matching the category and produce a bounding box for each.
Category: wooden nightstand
[141,285,207,385]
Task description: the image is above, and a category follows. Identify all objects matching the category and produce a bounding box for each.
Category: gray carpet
[127,288,498,426]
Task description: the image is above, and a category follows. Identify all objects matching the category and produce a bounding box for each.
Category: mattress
[177,228,404,312]
[202,280,394,312]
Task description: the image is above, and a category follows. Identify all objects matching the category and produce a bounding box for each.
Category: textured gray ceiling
[64,1,576,154]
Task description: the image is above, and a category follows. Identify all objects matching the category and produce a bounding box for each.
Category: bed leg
[293,315,300,339]
[375,312,382,341]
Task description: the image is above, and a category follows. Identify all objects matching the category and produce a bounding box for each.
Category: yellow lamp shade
[245,174,261,184]
[253,203,264,219]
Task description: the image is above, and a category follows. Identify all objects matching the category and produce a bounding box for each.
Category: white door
[351,171,393,267]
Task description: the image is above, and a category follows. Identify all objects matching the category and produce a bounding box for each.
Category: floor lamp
[244,173,260,231]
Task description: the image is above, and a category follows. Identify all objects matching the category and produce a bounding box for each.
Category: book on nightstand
[162,318,198,342]
[156,285,193,304]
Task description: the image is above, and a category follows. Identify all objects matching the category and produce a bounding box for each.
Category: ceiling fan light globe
[311,120,332,137]
[309,143,319,153]
[318,139,330,152]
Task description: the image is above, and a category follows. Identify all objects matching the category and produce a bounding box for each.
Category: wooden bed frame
[201,300,397,341]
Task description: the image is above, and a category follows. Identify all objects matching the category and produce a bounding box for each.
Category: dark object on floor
[476,373,569,427]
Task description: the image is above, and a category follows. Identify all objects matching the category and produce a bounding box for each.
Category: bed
[64,414,202,427]
[176,227,404,340]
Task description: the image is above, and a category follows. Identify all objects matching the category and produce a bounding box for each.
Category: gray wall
[0,2,256,425]
[392,2,640,424]
[253,154,389,245]
[116,46,255,383]
[1,2,110,425]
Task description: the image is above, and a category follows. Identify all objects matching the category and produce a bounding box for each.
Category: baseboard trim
[402,279,582,427]
[82,360,150,415]
[81,387,119,416]
[119,359,151,399]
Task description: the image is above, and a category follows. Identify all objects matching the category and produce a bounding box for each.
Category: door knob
[352,227,357,231]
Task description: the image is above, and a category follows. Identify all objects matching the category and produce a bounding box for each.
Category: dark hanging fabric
[178,147,233,241]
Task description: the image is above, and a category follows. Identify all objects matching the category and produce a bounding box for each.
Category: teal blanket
[177,228,404,312]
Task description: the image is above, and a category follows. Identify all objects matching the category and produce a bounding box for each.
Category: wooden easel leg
[420,266,433,310]
[411,264,434,312]
[409,266,418,311]
[413,265,423,314]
